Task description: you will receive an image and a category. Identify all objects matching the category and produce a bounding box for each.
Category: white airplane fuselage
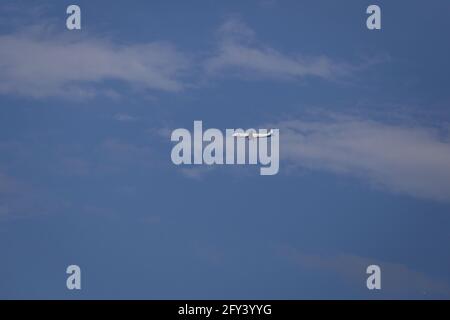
[232,130,273,139]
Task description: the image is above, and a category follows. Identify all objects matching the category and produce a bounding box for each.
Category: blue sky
[1,0,450,299]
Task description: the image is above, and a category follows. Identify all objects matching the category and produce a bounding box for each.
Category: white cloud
[275,115,450,201]
[0,27,190,98]
[0,19,367,99]
[205,18,352,81]
[279,245,450,298]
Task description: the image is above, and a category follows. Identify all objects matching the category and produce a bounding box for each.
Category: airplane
[232,129,274,139]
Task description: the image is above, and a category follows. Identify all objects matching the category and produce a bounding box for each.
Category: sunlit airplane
[232,129,273,139]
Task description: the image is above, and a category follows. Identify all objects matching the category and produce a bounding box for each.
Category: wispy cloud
[0,26,190,99]
[179,166,216,180]
[0,170,62,220]
[0,17,373,100]
[114,113,138,122]
[100,139,154,169]
[205,18,354,81]
[279,245,450,298]
[274,114,450,201]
